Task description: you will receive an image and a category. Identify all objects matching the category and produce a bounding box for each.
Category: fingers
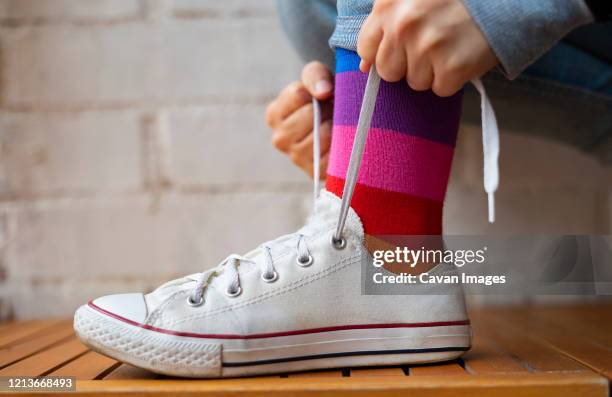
[431,74,463,97]
[301,61,334,100]
[431,55,466,97]
[265,81,311,129]
[407,49,434,91]
[271,103,314,153]
[307,152,329,180]
[270,99,333,154]
[288,119,332,179]
[357,15,383,73]
[318,152,329,180]
[375,36,407,82]
[266,61,334,179]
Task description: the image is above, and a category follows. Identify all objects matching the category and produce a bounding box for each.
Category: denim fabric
[275,0,612,163]
[276,0,337,71]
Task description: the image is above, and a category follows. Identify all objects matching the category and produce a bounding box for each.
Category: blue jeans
[276,0,612,164]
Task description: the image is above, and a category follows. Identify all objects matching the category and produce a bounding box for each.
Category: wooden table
[0,304,610,396]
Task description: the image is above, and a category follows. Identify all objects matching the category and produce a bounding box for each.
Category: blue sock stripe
[336,48,362,74]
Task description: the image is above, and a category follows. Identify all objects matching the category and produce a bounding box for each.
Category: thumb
[302,61,333,100]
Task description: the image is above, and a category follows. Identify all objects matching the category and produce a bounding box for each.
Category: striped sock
[326,49,462,242]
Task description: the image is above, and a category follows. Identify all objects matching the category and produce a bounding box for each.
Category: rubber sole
[74,304,471,378]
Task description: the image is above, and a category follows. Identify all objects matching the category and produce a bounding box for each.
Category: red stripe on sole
[326,175,443,235]
[88,301,469,340]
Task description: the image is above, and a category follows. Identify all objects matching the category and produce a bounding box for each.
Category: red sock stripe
[326,175,443,235]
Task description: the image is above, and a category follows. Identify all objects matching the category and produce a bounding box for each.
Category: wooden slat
[462,334,527,374]
[409,361,466,376]
[0,338,88,376]
[533,306,612,346]
[0,303,610,397]
[103,364,157,380]
[0,319,64,348]
[492,307,612,379]
[0,320,37,335]
[471,311,590,372]
[350,367,405,377]
[49,351,119,380]
[53,373,609,397]
[0,322,75,368]
[540,333,612,380]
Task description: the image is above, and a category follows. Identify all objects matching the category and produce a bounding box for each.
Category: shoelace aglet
[488,192,495,223]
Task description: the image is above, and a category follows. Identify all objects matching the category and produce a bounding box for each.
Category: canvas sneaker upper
[88,190,468,338]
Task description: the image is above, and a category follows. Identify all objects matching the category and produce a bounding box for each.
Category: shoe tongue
[303,190,364,240]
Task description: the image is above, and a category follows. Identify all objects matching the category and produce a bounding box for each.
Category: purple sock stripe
[334,71,462,147]
[327,125,455,202]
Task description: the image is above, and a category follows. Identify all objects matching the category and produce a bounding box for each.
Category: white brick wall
[0,0,142,23]
[167,105,304,186]
[171,0,277,19]
[0,112,143,194]
[1,20,301,108]
[0,0,609,319]
[4,192,307,318]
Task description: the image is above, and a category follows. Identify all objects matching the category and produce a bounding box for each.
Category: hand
[357,0,498,97]
[266,61,334,179]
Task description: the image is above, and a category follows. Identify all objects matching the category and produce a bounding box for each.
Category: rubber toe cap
[90,293,148,323]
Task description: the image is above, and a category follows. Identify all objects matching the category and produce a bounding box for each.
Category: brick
[454,125,607,190]
[167,106,306,186]
[0,111,143,195]
[0,25,158,107]
[0,0,141,23]
[593,234,612,295]
[171,0,276,18]
[1,20,301,108]
[607,172,612,233]
[157,19,301,101]
[6,191,308,317]
[444,183,608,235]
[448,125,609,234]
[142,0,170,21]
[609,185,612,233]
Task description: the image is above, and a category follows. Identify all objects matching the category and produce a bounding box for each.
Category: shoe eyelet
[261,270,279,283]
[187,295,204,307]
[296,254,313,267]
[225,285,242,298]
[330,235,347,250]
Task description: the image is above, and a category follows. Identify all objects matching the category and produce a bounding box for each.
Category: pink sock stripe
[327,125,455,202]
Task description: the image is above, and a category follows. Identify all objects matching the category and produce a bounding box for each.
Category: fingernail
[315,80,332,95]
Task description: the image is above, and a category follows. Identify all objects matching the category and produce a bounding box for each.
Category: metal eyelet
[296,254,313,267]
[187,295,204,307]
[330,235,347,250]
[261,270,279,283]
[225,285,242,298]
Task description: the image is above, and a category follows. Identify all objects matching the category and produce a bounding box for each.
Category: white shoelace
[189,234,313,306]
[471,78,500,223]
[189,67,500,306]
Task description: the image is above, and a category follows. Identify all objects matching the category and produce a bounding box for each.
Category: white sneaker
[74,69,476,378]
[74,190,471,378]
